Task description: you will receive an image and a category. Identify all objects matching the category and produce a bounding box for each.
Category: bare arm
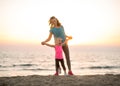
[44,32,52,42]
[41,32,52,45]
[66,35,72,39]
[62,39,69,46]
[61,35,73,46]
[62,26,72,39]
[44,43,55,48]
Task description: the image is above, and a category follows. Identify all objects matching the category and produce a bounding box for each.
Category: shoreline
[0,74,120,86]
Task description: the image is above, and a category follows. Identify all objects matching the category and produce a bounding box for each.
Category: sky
[0,0,120,46]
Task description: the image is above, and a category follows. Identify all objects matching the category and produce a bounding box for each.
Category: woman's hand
[41,41,45,45]
[41,32,52,45]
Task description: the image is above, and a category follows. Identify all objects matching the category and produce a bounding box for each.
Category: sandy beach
[0,74,120,86]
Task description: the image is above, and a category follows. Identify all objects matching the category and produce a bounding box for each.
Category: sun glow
[0,0,120,46]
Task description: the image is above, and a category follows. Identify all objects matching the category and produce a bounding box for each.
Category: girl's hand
[67,36,72,40]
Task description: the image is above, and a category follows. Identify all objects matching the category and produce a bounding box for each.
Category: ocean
[0,45,120,77]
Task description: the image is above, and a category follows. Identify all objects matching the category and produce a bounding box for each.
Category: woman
[41,16,73,75]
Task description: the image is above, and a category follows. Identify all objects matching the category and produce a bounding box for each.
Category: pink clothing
[55,45,63,59]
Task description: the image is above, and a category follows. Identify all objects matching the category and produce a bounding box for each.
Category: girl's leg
[60,59,67,75]
[55,59,59,75]
[60,59,66,70]
[58,62,61,74]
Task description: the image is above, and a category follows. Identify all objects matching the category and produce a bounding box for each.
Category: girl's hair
[49,16,61,28]
[55,37,62,44]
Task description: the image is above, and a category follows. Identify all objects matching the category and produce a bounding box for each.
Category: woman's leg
[62,44,71,71]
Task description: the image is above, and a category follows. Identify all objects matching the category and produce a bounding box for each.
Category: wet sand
[0,74,120,86]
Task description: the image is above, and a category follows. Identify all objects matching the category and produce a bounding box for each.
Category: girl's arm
[44,42,55,48]
[62,26,72,40]
[62,36,72,46]
[66,35,72,40]
[41,32,52,45]
[62,39,69,46]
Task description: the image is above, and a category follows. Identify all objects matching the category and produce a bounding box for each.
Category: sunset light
[0,0,120,46]
[1,0,120,81]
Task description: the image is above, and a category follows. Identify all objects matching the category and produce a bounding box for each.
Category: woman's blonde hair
[49,16,61,28]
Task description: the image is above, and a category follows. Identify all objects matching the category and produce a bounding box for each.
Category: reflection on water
[0,45,120,76]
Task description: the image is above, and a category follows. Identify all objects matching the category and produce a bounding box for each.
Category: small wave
[0,65,12,68]
[13,64,37,67]
[0,64,37,68]
[80,66,120,69]
[22,68,52,71]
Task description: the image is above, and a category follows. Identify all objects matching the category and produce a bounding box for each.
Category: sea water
[0,45,120,77]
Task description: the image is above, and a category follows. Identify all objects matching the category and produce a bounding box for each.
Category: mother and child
[41,16,74,75]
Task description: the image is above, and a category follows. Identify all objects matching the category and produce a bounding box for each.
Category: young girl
[42,37,69,75]
[41,16,73,75]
